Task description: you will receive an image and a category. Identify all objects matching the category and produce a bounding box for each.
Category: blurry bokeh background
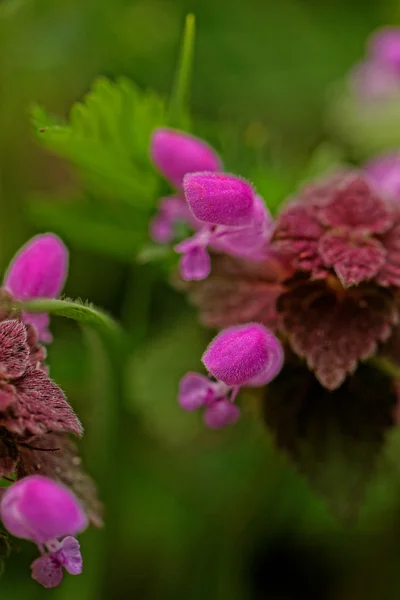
[2,0,400,598]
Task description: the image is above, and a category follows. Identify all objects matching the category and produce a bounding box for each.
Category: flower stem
[168,13,196,127]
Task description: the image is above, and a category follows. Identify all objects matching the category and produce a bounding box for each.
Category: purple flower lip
[150,128,222,190]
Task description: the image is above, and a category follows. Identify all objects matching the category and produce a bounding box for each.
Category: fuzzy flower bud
[183,172,255,226]
[202,323,283,387]
[0,475,87,544]
[3,234,69,343]
[150,128,222,190]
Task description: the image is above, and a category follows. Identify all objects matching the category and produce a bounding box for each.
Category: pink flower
[178,324,283,428]
[4,234,68,343]
[364,152,400,201]
[149,128,222,244]
[0,475,87,588]
[176,174,274,281]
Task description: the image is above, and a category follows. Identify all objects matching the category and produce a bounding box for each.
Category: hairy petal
[279,282,398,390]
[319,230,386,286]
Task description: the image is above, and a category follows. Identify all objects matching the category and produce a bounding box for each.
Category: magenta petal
[150,128,222,190]
[203,399,240,429]
[202,323,282,386]
[179,246,211,281]
[55,536,83,575]
[150,214,174,244]
[0,475,88,543]
[31,554,63,589]
[245,331,284,386]
[4,234,68,300]
[319,230,386,287]
[183,172,255,226]
[178,372,216,411]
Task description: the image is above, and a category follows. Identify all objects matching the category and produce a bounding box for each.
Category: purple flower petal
[364,152,400,201]
[55,536,83,575]
[31,554,63,588]
[178,372,216,411]
[369,27,400,72]
[0,475,88,543]
[3,234,68,343]
[203,399,240,429]
[202,323,282,386]
[183,172,255,226]
[179,246,211,281]
[150,128,222,190]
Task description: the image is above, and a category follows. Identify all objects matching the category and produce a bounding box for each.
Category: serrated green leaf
[20,298,122,341]
[31,77,169,208]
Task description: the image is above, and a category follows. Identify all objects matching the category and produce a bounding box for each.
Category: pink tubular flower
[149,128,222,244]
[0,475,87,588]
[150,128,222,191]
[364,152,400,201]
[175,173,275,281]
[178,324,283,429]
[3,234,68,343]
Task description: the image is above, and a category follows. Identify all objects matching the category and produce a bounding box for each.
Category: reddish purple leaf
[319,230,386,286]
[0,320,29,379]
[318,175,391,233]
[279,281,398,390]
[0,367,83,437]
[376,219,400,287]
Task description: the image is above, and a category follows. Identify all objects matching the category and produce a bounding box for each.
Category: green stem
[168,13,196,127]
[369,356,400,379]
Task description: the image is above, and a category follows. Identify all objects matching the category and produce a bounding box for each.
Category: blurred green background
[2,0,400,598]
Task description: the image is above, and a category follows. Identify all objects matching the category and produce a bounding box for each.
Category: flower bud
[0,475,88,544]
[183,172,255,226]
[150,128,222,190]
[202,323,283,386]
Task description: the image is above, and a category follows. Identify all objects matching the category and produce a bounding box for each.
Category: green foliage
[20,297,122,342]
[30,77,172,260]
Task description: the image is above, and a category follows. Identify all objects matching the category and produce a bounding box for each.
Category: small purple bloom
[364,152,400,201]
[0,475,87,588]
[150,128,222,190]
[202,323,283,386]
[3,234,69,343]
[178,325,283,429]
[178,372,219,411]
[183,172,255,226]
[149,195,201,244]
[203,398,241,430]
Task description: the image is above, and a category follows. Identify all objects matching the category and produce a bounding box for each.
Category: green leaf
[28,194,147,261]
[168,13,195,128]
[20,298,122,341]
[31,77,168,207]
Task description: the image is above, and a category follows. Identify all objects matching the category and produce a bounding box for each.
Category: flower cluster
[0,234,100,587]
[351,27,400,101]
[1,475,87,587]
[149,127,400,424]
